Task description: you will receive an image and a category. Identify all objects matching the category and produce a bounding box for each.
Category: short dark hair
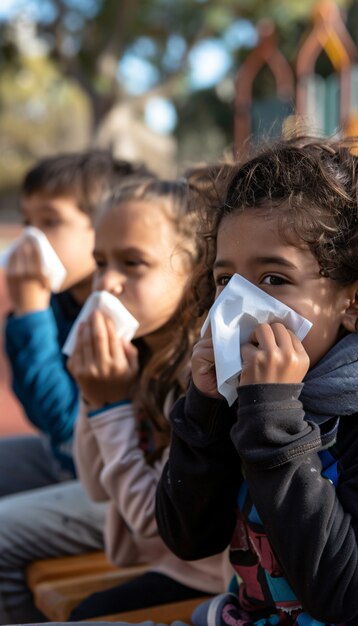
[21,151,152,218]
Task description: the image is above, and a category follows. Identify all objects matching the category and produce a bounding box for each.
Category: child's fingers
[201,323,212,340]
[6,241,51,297]
[78,319,96,370]
[193,336,215,359]
[103,315,122,361]
[66,355,74,376]
[23,239,42,274]
[194,348,215,370]
[269,322,304,354]
[241,322,310,385]
[122,340,139,373]
[69,323,86,376]
[256,322,309,359]
[240,342,259,362]
[195,337,214,349]
[191,333,220,397]
[286,328,309,355]
[102,315,138,374]
[8,240,42,276]
[192,340,215,368]
[283,327,311,370]
[7,247,26,276]
[250,322,304,354]
[67,344,84,379]
[249,323,277,350]
[91,310,111,365]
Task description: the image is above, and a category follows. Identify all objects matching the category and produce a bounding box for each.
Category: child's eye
[41,219,61,228]
[125,259,145,268]
[95,259,106,269]
[215,274,232,287]
[261,275,288,286]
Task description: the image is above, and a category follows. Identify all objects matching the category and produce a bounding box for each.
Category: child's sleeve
[233,383,358,624]
[156,381,240,560]
[74,403,108,502]
[5,308,79,446]
[78,401,167,538]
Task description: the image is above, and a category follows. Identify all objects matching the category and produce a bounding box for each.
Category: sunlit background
[0,0,357,215]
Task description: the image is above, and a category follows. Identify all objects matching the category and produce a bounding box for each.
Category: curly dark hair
[192,136,358,318]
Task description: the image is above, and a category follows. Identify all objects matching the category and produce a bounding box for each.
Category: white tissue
[201,273,312,405]
[0,226,67,293]
[62,290,140,356]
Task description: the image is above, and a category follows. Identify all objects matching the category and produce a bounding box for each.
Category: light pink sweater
[74,401,232,594]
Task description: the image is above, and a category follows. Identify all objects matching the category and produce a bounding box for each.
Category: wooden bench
[26,551,116,587]
[87,596,211,624]
[26,552,149,622]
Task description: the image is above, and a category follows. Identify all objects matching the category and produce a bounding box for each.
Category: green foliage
[0,55,91,191]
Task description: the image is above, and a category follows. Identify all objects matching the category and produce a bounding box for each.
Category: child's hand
[5,239,51,314]
[67,310,139,409]
[191,327,222,399]
[239,322,310,386]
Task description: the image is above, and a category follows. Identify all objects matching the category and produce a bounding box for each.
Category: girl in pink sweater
[68,176,231,620]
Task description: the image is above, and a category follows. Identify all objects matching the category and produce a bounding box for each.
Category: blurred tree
[0,54,91,190]
[0,0,352,124]
[0,0,354,187]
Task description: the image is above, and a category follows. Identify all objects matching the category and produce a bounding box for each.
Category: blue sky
[0,0,18,18]
[117,23,257,132]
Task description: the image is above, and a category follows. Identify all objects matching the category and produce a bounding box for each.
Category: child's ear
[341,283,358,333]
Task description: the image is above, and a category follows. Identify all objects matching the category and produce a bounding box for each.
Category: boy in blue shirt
[3,151,145,490]
[0,152,150,624]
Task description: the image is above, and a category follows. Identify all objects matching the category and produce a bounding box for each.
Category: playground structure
[234,0,358,154]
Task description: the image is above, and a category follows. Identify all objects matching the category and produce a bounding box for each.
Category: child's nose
[95,270,124,296]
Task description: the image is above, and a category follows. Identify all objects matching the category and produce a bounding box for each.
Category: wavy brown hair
[192,135,358,319]
[101,176,212,446]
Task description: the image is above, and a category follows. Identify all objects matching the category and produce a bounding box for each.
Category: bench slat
[87,596,211,624]
[26,551,117,588]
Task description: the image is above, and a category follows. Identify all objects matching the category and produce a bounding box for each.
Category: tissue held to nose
[62,290,139,357]
[200,273,312,405]
[0,226,67,293]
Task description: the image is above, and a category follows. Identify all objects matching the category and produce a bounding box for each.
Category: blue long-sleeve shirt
[5,291,82,474]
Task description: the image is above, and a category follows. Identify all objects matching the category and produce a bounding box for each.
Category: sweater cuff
[88,400,131,418]
[232,383,322,469]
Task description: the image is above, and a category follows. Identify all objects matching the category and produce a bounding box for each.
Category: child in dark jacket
[156,137,358,626]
